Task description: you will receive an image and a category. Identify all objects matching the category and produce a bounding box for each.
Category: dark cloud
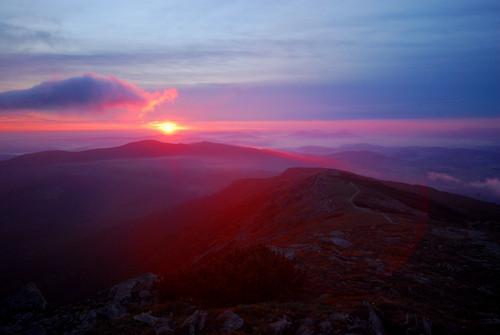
[0,21,61,52]
[0,74,177,112]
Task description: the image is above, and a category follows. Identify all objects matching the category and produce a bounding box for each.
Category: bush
[158,245,305,306]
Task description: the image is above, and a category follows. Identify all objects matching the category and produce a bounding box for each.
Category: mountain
[0,141,336,302]
[93,167,500,333]
[294,145,500,203]
[0,140,316,167]
[130,167,500,267]
[3,167,499,334]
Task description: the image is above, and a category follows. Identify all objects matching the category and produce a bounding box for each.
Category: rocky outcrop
[0,282,47,316]
[0,273,160,335]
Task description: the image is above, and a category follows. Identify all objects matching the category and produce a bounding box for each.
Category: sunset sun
[150,121,185,135]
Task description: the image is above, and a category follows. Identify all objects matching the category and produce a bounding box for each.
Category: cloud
[427,171,461,183]
[470,178,500,197]
[0,21,61,53]
[427,172,500,199]
[0,74,177,113]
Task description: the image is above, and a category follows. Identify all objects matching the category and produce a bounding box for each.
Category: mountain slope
[118,168,500,332]
[0,141,333,302]
[2,167,500,333]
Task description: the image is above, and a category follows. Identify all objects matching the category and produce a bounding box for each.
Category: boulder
[0,283,47,316]
[296,318,314,335]
[134,311,173,334]
[71,309,98,334]
[182,310,208,335]
[270,315,292,335]
[329,312,350,321]
[365,302,385,335]
[218,310,244,333]
[109,273,159,306]
[96,302,128,320]
[318,320,333,334]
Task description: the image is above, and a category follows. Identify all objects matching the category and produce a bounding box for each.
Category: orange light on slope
[149,121,186,135]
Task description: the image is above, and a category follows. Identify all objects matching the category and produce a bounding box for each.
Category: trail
[349,182,397,224]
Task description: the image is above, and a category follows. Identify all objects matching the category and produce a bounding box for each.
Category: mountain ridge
[0,140,319,167]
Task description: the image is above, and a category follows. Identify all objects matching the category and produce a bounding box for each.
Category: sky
[0,0,499,150]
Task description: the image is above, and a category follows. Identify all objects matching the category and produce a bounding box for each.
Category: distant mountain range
[1,140,317,166]
[292,144,500,203]
[4,139,500,202]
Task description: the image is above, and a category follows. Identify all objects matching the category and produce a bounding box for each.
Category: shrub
[158,245,305,306]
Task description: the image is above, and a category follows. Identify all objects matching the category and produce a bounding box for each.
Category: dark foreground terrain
[0,140,325,301]
[1,167,500,334]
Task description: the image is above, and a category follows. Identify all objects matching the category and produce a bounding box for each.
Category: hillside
[0,141,329,303]
[2,168,500,334]
[96,167,500,333]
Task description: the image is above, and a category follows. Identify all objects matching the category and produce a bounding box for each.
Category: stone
[364,302,385,335]
[134,311,173,334]
[109,273,158,305]
[72,309,98,334]
[25,325,47,335]
[330,312,350,321]
[296,318,315,335]
[330,237,352,248]
[182,310,208,335]
[318,320,333,334]
[270,315,292,335]
[0,283,47,316]
[218,310,244,333]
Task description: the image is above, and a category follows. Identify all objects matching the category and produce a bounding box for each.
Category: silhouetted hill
[1,140,312,167]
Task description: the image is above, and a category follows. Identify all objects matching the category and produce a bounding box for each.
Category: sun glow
[150,121,186,135]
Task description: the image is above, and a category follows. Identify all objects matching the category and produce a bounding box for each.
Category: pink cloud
[0,74,177,113]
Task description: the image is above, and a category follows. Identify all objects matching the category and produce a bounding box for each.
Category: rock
[318,320,333,334]
[72,309,98,334]
[134,311,173,334]
[270,315,292,335]
[0,283,47,316]
[330,237,352,248]
[134,311,158,325]
[24,325,47,335]
[96,303,128,320]
[422,318,432,335]
[182,310,208,335]
[364,302,385,335]
[156,324,175,335]
[405,314,433,335]
[218,310,244,333]
[109,273,159,306]
[330,312,350,321]
[296,318,314,335]
[270,246,296,260]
